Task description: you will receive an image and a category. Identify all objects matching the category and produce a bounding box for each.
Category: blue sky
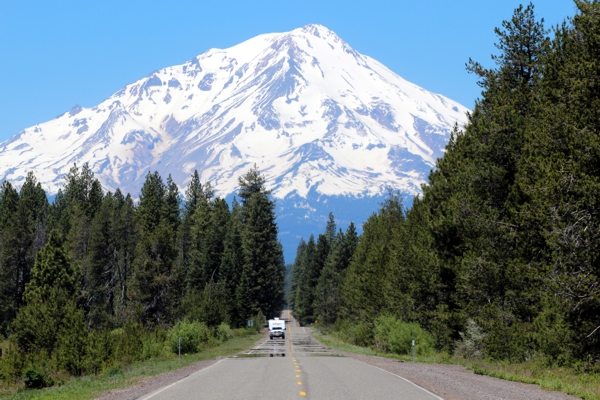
[0,0,576,143]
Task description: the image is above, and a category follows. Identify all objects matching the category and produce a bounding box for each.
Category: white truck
[268,317,286,340]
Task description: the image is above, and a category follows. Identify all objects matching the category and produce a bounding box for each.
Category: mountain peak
[297,23,338,37]
[0,25,468,202]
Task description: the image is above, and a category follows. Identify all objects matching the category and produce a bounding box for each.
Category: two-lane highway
[140,311,443,399]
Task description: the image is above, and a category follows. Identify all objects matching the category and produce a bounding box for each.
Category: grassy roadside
[312,329,599,400]
[0,332,263,400]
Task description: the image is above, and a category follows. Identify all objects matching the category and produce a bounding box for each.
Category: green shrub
[216,323,233,342]
[55,303,89,376]
[102,364,123,377]
[111,321,144,363]
[249,311,265,333]
[23,364,52,389]
[167,320,211,354]
[231,328,249,338]
[373,315,435,356]
[0,342,24,385]
[335,320,373,347]
[141,328,169,360]
[86,330,115,375]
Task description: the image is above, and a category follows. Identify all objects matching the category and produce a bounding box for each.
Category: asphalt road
[140,311,443,400]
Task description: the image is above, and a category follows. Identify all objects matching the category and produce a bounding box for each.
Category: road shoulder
[94,333,267,400]
[311,332,579,400]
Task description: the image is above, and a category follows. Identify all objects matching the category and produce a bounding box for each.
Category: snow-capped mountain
[0,24,469,259]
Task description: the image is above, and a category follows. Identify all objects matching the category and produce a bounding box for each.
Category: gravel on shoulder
[337,351,580,400]
[96,328,580,400]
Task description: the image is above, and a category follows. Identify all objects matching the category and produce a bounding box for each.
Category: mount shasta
[0,24,469,260]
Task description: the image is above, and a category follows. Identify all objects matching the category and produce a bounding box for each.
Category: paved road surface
[140,311,442,399]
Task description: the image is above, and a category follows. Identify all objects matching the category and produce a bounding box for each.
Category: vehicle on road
[268,317,285,340]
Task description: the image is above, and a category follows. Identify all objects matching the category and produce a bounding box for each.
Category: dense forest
[0,164,285,385]
[290,1,600,365]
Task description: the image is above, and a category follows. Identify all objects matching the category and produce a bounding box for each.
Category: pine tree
[55,163,103,239]
[234,268,252,327]
[132,172,178,325]
[12,230,79,356]
[238,166,285,318]
[85,190,138,328]
[56,300,89,376]
[165,174,181,231]
[288,238,306,312]
[514,0,600,359]
[176,170,205,302]
[0,174,49,337]
[294,235,316,323]
[413,3,549,357]
[0,181,20,336]
[219,198,244,325]
[315,222,358,324]
[340,192,404,328]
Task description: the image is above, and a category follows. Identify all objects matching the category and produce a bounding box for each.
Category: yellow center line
[289,311,307,397]
[288,309,295,354]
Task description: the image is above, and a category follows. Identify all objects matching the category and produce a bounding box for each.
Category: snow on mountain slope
[0,24,468,201]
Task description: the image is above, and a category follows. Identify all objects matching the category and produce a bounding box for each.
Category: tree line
[289,1,600,365]
[0,164,285,383]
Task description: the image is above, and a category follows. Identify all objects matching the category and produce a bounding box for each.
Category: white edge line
[138,359,224,400]
[361,361,445,400]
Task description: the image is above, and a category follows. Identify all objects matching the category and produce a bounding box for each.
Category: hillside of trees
[0,164,285,385]
[289,1,600,366]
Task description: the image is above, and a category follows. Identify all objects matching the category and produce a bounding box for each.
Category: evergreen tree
[0,174,48,337]
[238,166,285,318]
[176,170,205,302]
[219,198,244,326]
[55,163,103,239]
[0,181,20,336]
[294,235,317,323]
[324,212,337,245]
[414,3,549,357]
[188,196,229,290]
[132,172,178,325]
[315,222,358,324]
[234,268,252,327]
[12,230,79,356]
[85,190,138,328]
[165,174,181,231]
[340,192,404,329]
[288,238,307,312]
[515,0,600,359]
